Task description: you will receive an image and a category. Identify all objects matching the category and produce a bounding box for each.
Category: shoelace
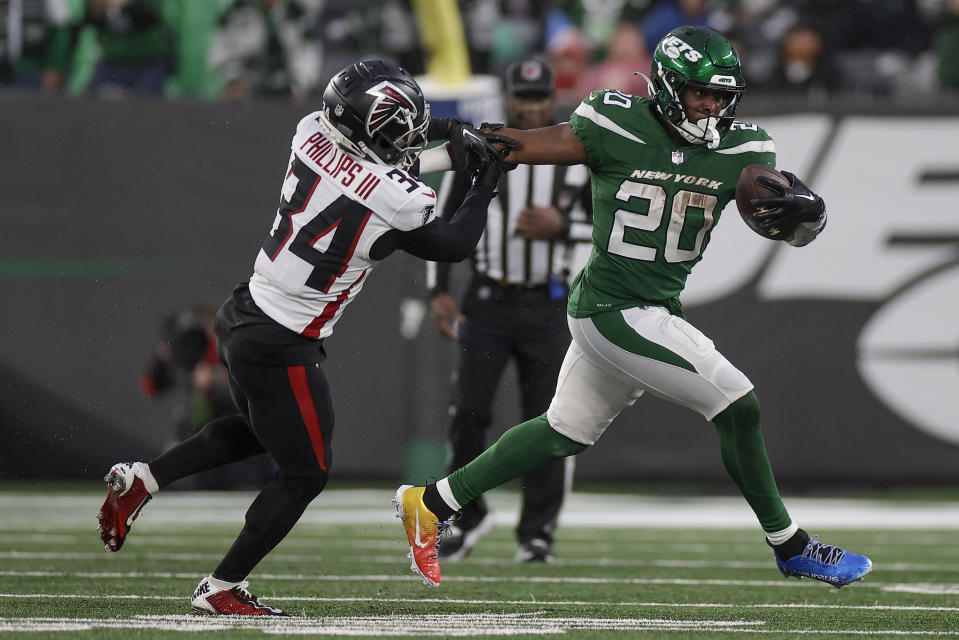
[802,535,846,566]
[231,581,259,604]
[430,520,452,559]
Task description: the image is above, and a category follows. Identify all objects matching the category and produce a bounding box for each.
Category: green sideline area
[1,486,958,639]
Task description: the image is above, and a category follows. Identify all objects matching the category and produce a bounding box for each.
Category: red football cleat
[191,577,287,616]
[97,462,152,552]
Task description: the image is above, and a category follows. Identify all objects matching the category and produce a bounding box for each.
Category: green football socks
[712,391,792,533]
[447,414,587,507]
[439,394,790,535]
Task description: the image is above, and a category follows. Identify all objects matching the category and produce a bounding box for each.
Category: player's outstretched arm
[370,163,502,263]
[490,123,588,166]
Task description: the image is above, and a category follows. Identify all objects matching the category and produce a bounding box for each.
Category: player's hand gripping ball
[736,165,825,241]
[735,164,795,240]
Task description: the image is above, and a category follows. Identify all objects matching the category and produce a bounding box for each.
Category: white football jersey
[249,112,437,338]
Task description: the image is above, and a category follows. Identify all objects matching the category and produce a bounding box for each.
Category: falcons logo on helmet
[365,81,418,133]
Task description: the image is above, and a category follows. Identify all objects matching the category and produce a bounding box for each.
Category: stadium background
[2,0,958,492]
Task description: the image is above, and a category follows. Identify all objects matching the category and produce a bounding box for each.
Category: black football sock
[769,528,810,561]
[148,414,265,488]
[423,484,456,521]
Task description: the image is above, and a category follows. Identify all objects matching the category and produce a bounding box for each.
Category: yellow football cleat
[393,484,450,587]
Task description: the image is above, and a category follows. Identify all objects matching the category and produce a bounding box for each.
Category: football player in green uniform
[395,25,872,589]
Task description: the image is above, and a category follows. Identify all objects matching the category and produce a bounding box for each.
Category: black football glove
[471,124,515,187]
[470,150,508,191]
[478,122,519,171]
[432,118,516,171]
[751,171,825,233]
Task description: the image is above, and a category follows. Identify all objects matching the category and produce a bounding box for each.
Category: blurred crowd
[3,0,958,107]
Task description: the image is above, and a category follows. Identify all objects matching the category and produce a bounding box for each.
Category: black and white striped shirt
[427,163,592,292]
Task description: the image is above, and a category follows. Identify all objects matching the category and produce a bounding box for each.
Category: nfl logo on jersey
[671,150,684,164]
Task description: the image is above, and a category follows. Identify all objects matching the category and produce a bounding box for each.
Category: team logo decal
[421,204,435,225]
[710,75,737,86]
[365,81,417,133]
[661,36,703,63]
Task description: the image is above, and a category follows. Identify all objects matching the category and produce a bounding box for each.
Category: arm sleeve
[372,178,494,262]
[428,171,472,290]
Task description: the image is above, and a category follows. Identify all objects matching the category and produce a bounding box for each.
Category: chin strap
[683,116,721,149]
[636,71,726,149]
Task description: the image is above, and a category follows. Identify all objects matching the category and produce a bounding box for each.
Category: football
[735,164,794,240]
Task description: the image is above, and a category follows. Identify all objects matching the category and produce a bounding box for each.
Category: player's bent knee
[543,415,592,453]
[277,471,328,501]
[546,421,589,456]
[713,390,761,431]
[730,390,760,422]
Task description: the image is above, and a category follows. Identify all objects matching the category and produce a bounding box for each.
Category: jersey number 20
[608,180,717,263]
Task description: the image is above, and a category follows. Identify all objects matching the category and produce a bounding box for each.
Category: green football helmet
[646,26,745,149]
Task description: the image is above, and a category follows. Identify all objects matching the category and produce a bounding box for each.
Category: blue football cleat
[775,535,873,587]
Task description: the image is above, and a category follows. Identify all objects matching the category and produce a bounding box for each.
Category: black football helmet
[318,59,430,169]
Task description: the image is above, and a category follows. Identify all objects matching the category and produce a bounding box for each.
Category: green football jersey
[567,90,775,318]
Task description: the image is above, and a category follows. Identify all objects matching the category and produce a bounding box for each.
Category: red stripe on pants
[286,365,328,472]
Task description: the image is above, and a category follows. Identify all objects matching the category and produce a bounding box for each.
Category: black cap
[505,58,555,96]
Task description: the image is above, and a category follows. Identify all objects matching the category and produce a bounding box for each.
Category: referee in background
[426,58,592,563]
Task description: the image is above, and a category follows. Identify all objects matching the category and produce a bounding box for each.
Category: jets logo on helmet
[366,82,419,137]
[711,75,737,86]
[660,36,703,63]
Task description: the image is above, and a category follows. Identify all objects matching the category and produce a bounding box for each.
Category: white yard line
[0,569,956,594]
[2,491,959,529]
[0,551,956,573]
[1,614,958,636]
[2,593,958,612]
[5,532,959,550]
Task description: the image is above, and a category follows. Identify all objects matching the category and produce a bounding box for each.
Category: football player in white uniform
[96,59,508,616]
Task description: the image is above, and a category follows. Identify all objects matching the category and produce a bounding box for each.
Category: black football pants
[448,276,571,545]
[148,349,333,582]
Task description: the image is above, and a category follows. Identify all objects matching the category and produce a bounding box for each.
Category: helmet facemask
[365,90,430,169]
[654,63,743,149]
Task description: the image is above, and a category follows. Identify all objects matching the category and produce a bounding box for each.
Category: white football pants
[546,306,754,445]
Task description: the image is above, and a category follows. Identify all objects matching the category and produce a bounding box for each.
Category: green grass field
[2,484,958,638]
